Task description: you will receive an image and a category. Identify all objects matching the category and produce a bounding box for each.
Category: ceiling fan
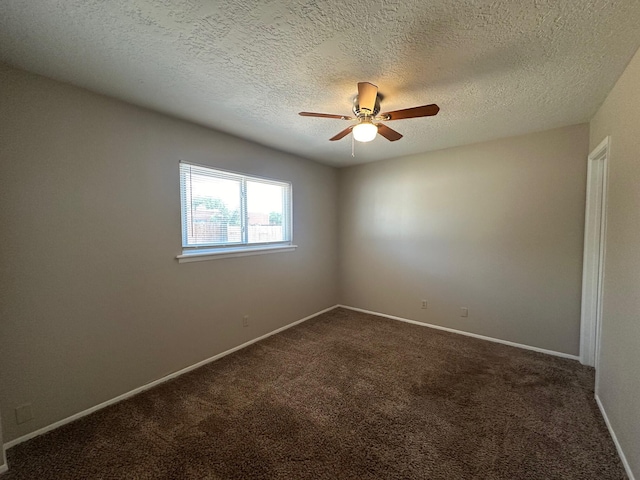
[299,82,439,143]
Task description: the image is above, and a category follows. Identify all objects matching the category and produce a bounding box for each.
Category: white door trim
[579,136,610,368]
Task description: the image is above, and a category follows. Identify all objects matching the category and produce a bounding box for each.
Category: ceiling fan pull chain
[351,133,355,157]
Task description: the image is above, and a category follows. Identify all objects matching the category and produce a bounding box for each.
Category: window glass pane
[183,169,242,246]
[180,162,292,251]
[246,180,287,244]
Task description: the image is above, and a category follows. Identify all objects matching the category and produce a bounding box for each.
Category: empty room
[1,1,639,479]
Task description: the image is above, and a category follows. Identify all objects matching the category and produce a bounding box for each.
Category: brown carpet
[4,308,626,479]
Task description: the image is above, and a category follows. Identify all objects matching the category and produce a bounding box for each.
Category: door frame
[579,136,610,368]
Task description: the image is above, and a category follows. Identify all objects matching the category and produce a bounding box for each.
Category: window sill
[176,244,298,263]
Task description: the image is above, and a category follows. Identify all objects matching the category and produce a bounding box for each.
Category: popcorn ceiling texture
[1,0,639,166]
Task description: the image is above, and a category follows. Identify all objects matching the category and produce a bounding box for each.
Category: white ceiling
[1,1,640,167]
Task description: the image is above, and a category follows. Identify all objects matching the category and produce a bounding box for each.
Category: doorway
[579,136,610,368]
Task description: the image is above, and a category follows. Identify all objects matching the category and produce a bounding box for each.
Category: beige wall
[339,124,589,355]
[590,46,640,477]
[0,63,339,443]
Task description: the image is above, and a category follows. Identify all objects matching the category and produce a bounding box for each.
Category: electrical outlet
[421,300,428,309]
[15,404,33,425]
[242,315,249,327]
[460,307,469,318]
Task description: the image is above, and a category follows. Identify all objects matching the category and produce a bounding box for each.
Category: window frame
[177,161,295,262]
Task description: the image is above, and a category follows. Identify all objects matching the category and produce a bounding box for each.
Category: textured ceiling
[1,1,640,167]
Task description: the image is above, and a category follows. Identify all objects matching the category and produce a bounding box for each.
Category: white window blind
[180,162,292,251]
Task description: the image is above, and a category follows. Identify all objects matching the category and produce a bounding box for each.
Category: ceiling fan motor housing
[353,95,381,118]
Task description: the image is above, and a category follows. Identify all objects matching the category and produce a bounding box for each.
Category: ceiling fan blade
[381,104,440,121]
[329,126,354,141]
[299,112,353,120]
[357,82,378,113]
[376,124,403,142]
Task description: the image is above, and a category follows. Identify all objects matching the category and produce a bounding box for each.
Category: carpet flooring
[4,308,626,479]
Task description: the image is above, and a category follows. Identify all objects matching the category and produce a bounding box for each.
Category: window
[178,162,294,262]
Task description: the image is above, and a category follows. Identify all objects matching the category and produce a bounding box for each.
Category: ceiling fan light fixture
[352,122,378,142]
[299,82,439,144]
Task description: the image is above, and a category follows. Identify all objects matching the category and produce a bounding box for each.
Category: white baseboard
[0,436,5,475]
[3,305,340,451]
[338,305,580,361]
[4,305,629,478]
[595,394,636,480]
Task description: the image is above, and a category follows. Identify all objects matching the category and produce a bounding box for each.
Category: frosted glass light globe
[352,122,378,142]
